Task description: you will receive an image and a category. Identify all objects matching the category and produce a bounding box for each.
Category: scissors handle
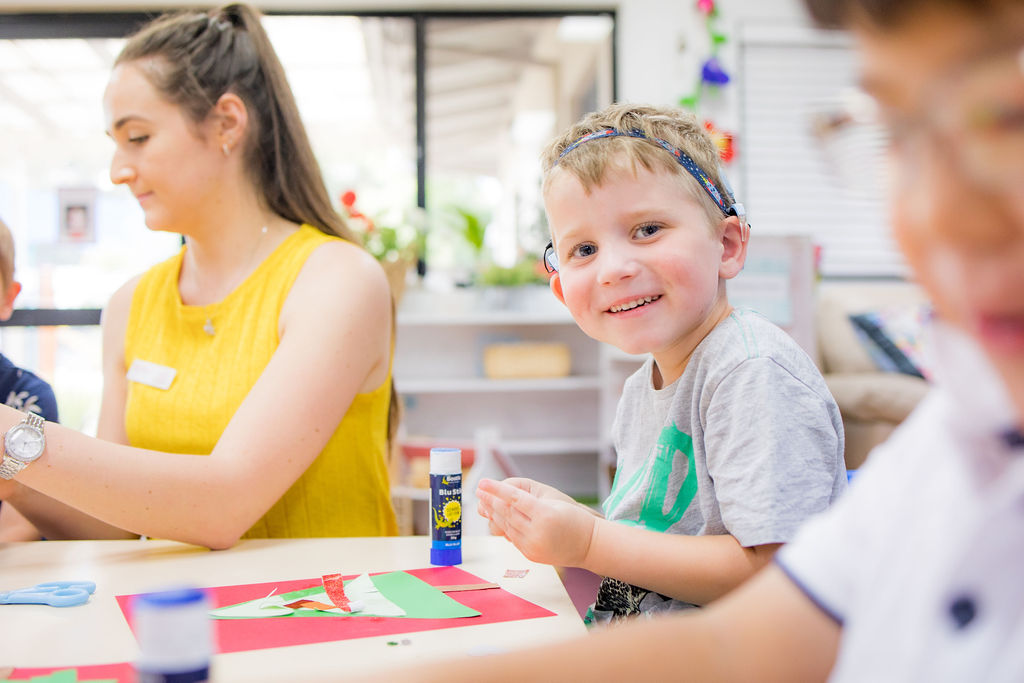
[35,581,96,594]
[0,581,95,607]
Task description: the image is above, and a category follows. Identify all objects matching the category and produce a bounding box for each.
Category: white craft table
[0,535,586,680]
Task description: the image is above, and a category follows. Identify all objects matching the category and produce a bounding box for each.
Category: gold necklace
[203,225,269,336]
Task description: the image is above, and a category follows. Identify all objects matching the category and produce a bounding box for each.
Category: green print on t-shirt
[604,424,697,531]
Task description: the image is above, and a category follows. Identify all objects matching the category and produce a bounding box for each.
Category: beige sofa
[816,281,932,470]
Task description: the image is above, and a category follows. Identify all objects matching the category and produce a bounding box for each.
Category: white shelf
[398,310,575,326]
[395,287,607,498]
[503,437,602,456]
[397,375,602,394]
[391,485,430,502]
[601,345,649,364]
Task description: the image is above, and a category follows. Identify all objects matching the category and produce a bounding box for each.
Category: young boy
[392,0,1024,679]
[0,217,59,541]
[477,103,846,621]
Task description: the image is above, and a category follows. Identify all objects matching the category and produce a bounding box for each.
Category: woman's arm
[0,502,41,541]
[4,241,391,548]
[1,277,140,540]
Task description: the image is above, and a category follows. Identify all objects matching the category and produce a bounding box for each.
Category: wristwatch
[0,412,46,480]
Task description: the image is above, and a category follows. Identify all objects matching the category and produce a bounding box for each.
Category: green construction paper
[30,672,76,682]
[27,672,117,683]
[212,571,479,620]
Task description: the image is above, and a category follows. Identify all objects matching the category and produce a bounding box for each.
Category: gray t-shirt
[591,309,846,621]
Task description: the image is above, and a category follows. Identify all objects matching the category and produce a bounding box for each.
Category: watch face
[5,423,45,462]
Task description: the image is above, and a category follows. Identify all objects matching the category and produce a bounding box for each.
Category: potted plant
[340,190,420,302]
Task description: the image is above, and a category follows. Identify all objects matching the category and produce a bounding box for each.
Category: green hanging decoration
[678,0,731,113]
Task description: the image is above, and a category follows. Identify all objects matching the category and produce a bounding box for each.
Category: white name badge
[126,359,177,390]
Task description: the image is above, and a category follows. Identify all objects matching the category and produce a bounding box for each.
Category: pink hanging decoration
[697,0,716,15]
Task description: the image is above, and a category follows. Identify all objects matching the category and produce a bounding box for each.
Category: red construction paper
[6,661,135,681]
[116,566,555,655]
[321,573,351,610]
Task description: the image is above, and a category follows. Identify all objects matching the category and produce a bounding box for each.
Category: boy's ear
[718,215,748,280]
[0,280,21,321]
[549,273,566,305]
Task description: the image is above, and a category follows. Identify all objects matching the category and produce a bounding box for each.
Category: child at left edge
[476,103,847,621]
[0,216,59,542]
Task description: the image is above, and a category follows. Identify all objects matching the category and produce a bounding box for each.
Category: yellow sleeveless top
[124,224,397,538]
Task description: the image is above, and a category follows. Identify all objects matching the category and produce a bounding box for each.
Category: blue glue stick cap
[431,545,462,566]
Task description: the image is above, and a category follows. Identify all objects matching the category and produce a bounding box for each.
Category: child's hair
[115,3,356,244]
[803,0,1012,29]
[541,103,735,228]
[0,216,15,291]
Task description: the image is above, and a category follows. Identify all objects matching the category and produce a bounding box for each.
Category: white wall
[0,0,814,108]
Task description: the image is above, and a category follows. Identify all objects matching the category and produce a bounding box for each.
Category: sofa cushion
[849,305,933,379]
[825,371,930,423]
[816,282,929,373]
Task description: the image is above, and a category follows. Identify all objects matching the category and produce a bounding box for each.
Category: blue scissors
[0,580,96,607]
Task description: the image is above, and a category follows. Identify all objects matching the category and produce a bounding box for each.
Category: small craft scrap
[321,573,364,613]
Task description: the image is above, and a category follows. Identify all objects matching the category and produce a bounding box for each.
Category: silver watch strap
[0,412,46,480]
[0,454,27,479]
[23,412,45,430]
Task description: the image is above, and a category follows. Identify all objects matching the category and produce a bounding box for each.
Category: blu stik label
[430,471,462,547]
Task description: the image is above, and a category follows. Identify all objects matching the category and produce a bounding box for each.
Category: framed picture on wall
[57,186,96,243]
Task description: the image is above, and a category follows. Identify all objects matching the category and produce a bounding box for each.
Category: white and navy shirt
[777,323,1024,682]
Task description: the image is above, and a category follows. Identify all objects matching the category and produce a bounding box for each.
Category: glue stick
[430,447,462,565]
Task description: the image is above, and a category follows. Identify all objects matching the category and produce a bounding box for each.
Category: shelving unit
[394,285,606,498]
[392,236,816,509]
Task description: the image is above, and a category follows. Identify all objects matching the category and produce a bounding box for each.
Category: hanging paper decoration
[680,0,731,107]
[700,56,730,86]
[680,1,739,164]
[703,120,736,163]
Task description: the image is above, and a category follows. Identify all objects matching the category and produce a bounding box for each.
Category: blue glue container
[133,586,213,683]
[430,447,463,566]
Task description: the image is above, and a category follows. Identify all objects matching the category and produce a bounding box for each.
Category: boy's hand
[476,478,596,567]
[487,477,579,505]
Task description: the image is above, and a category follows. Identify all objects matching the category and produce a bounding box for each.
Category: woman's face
[103,61,226,234]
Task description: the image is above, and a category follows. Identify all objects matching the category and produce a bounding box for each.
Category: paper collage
[208,570,475,620]
[114,565,555,654]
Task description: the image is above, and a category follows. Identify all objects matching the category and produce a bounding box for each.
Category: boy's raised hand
[476,477,596,568]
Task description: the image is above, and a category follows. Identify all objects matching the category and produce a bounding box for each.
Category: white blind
[737,26,906,277]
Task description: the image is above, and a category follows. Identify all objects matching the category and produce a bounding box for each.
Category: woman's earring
[222,143,230,157]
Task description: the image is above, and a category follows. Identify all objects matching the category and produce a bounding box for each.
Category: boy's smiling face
[544,162,744,384]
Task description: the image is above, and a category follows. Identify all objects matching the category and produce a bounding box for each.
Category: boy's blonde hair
[541,103,734,228]
[0,217,15,290]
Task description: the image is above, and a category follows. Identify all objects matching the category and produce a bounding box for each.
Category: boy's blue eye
[571,243,597,259]
[636,223,660,238]
[128,135,149,144]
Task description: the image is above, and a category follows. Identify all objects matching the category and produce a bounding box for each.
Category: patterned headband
[544,126,749,273]
[557,127,745,220]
